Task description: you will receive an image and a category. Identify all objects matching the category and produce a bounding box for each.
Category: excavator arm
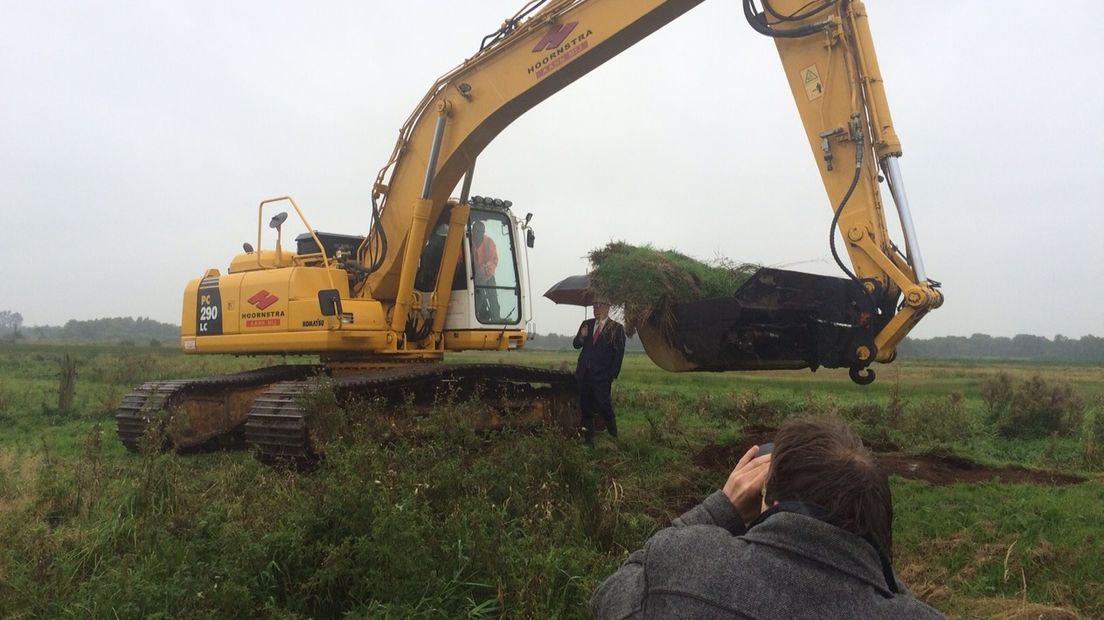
[764,0,942,365]
[354,0,940,383]
[640,0,943,383]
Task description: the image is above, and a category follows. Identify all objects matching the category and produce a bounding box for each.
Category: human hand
[722,445,771,524]
[579,324,589,338]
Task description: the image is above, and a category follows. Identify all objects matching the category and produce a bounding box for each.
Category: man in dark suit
[573,300,626,445]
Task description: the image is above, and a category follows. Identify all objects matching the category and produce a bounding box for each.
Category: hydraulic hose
[350,193,388,276]
[480,0,549,50]
[828,166,862,282]
[367,193,388,273]
[743,0,833,38]
[761,0,833,23]
[828,115,864,283]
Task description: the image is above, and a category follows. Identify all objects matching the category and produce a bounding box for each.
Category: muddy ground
[692,426,1086,486]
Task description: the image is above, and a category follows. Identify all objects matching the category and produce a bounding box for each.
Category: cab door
[444,209,524,329]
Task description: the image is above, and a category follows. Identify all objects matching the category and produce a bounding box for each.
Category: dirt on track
[692,427,1086,486]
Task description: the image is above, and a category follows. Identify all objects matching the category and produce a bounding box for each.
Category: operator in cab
[591,415,945,619]
[471,220,499,322]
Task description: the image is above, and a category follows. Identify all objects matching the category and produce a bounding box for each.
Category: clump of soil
[692,431,1086,487]
[587,241,758,337]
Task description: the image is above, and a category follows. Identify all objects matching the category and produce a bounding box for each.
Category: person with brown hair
[591,414,944,619]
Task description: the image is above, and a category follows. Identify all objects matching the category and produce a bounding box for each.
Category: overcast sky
[3,1,1102,340]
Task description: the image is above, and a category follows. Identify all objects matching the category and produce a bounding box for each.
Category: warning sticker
[802,64,824,101]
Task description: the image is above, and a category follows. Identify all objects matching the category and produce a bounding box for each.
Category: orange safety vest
[473,236,498,283]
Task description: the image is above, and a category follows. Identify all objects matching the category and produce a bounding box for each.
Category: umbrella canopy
[543,274,595,306]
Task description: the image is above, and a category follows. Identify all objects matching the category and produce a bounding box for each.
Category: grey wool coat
[591,491,944,619]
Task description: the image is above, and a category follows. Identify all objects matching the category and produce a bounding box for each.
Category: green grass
[894,479,1104,616]
[0,343,1101,618]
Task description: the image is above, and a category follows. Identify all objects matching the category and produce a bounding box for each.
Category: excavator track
[242,382,313,461]
[245,363,578,463]
[115,364,320,452]
[116,380,191,452]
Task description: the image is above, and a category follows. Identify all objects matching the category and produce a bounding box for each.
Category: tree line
[531,331,1104,362]
[527,332,646,352]
[897,333,1104,362]
[1,309,1100,361]
[1,316,178,346]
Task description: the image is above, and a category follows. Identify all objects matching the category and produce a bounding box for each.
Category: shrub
[1081,399,1104,469]
[297,376,351,447]
[88,352,160,386]
[840,381,903,450]
[843,385,980,451]
[844,401,895,450]
[92,387,123,418]
[800,393,841,419]
[898,391,978,448]
[644,403,684,446]
[0,382,12,417]
[979,371,1014,419]
[702,389,790,428]
[995,374,1084,438]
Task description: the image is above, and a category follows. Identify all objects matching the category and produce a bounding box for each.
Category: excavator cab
[415,199,531,332]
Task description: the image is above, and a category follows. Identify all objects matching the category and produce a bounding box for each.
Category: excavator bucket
[637,268,882,381]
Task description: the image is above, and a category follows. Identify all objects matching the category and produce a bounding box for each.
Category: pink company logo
[247,290,279,310]
[532,22,578,52]
[527,21,591,79]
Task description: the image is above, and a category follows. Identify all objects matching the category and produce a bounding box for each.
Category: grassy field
[0,343,1101,618]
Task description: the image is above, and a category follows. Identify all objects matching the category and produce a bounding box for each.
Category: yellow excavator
[116,0,941,459]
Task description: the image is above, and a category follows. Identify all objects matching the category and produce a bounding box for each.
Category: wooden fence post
[58,353,77,413]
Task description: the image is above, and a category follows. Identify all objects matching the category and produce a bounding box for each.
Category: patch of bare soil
[874,453,1084,486]
[692,425,777,470]
[693,429,1086,487]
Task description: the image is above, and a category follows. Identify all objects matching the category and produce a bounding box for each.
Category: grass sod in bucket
[587,241,759,339]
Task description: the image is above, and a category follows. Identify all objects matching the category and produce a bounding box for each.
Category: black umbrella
[543,274,595,306]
